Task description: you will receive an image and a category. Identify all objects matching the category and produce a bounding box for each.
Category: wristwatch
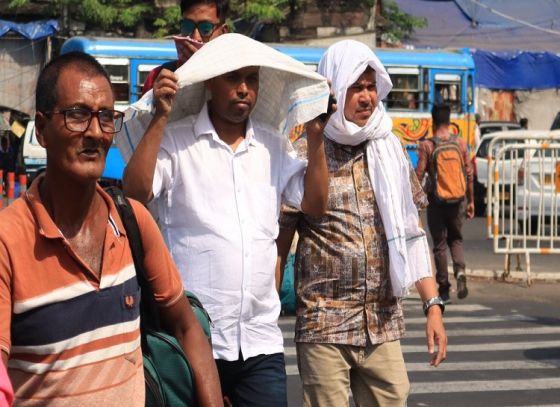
[423,296,445,316]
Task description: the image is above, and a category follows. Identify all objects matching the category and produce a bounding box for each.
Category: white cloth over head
[319,40,432,297]
[116,33,330,162]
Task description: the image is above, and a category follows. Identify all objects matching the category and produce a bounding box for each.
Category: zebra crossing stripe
[285,360,560,376]
[404,314,536,324]
[405,359,560,372]
[404,326,560,337]
[401,340,560,353]
[405,304,493,312]
[283,340,560,356]
[410,377,560,394]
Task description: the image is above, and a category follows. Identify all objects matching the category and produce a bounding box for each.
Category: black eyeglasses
[180,19,220,37]
[44,107,124,134]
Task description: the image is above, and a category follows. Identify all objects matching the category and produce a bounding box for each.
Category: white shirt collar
[194,103,260,148]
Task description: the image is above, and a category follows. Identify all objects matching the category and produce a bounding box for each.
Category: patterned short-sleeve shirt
[280,136,427,347]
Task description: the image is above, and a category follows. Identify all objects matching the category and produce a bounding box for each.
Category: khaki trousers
[296,340,409,407]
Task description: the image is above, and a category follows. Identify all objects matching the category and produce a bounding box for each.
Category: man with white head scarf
[278,40,447,406]
[121,34,334,406]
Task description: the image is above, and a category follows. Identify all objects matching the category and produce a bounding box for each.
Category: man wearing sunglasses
[0,51,223,406]
[142,0,229,96]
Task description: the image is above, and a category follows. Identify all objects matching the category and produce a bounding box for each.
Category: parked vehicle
[515,141,560,234]
[472,123,522,215]
[479,120,521,138]
[22,120,46,184]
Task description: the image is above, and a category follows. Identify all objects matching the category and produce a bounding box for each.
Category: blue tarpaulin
[394,0,560,53]
[472,50,560,89]
[0,19,59,40]
[454,0,560,28]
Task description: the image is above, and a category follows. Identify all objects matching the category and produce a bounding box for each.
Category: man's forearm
[166,296,223,407]
[415,276,439,302]
[123,115,168,204]
[178,325,223,407]
[301,134,328,217]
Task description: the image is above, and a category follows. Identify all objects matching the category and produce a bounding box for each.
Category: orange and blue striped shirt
[0,178,184,406]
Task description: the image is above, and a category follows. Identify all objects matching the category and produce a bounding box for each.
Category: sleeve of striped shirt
[0,240,12,355]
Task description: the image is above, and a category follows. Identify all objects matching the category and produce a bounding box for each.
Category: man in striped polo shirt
[0,52,223,406]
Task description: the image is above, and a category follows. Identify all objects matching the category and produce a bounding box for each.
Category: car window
[476,138,491,157]
[505,124,521,131]
[478,138,524,159]
[480,126,502,136]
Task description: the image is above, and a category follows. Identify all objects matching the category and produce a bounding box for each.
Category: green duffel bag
[106,187,212,407]
[143,291,212,407]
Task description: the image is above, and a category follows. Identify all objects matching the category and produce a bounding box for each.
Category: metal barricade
[487,131,560,284]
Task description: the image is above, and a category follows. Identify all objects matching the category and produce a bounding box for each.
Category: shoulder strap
[161,60,179,72]
[429,137,440,148]
[105,187,161,333]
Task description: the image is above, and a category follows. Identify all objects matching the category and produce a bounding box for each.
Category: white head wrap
[319,40,432,297]
[116,33,330,162]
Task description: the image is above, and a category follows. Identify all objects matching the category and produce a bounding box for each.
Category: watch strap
[423,296,445,316]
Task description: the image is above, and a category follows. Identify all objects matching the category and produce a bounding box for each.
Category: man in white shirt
[122,47,332,405]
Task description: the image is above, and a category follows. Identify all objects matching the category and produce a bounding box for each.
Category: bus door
[130,59,170,103]
[429,69,467,113]
[96,57,130,108]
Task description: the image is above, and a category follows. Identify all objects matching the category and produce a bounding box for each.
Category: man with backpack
[0,52,223,406]
[415,104,474,303]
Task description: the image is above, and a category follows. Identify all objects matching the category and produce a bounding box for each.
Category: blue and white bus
[59,36,476,175]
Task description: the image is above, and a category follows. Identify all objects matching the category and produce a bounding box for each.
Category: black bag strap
[105,187,162,335]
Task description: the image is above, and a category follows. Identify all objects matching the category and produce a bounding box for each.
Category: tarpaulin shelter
[394,0,560,53]
[394,0,560,128]
[0,19,59,116]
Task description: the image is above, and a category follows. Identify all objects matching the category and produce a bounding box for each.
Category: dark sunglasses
[180,19,220,37]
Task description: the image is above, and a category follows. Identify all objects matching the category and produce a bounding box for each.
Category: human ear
[34,112,48,148]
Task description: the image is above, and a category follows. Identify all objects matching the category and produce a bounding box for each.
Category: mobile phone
[319,94,337,123]
[173,35,204,50]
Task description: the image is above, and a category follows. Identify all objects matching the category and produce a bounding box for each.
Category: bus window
[137,64,161,99]
[434,73,461,112]
[97,57,130,104]
[386,67,420,111]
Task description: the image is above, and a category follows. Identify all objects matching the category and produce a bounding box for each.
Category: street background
[424,214,560,280]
